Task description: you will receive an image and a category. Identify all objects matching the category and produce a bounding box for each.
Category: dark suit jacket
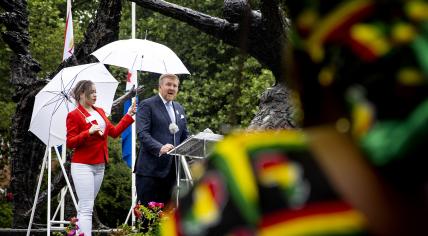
[135,94,189,178]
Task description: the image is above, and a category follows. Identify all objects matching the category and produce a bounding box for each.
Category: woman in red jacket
[66,80,136,236]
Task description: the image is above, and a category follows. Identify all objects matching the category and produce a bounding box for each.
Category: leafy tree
[120,0,276,133]
[180,56,274,133]
[28,0,67,77]
[1,0,123,227]
[0,0,291,228]
[0,201,12,227]
[0,101,15,139]
[0,40,12,102]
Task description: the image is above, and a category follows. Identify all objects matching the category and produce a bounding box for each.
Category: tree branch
[0,0,41,86]
[0,0,16,12]
[130,0,288,81]
[111,85,144,114]
[131,0,239,45]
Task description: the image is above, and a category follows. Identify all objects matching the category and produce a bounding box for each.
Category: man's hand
[159,144,174,156]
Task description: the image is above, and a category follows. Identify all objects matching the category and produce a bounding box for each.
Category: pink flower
[67,229,76,236]
[78,233,84,236]
[65,217,80,236]
[148,201,164,209]
[148,201,157,209]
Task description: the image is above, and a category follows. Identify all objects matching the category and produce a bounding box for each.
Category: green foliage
[64,216,79,236]
[120,1,275,134]
[0,39,12,102]
[114,202,164,236]
[0,201,12,227]
[0,101,15,139]
[28,0,65,77]
[179,56,274,133]
[112,223,133,236]
[95,138,132,228]
[134,203,163,235]
[0,0,277,229]
[28,0,86,78]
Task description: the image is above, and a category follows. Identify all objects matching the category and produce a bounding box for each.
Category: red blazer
[66,104,134,164]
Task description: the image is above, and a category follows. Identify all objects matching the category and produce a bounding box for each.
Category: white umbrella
[29,63,119,147]
[91,38,190,74]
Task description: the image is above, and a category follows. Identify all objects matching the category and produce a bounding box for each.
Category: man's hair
[159,74,179,86]
[72,80,94,104]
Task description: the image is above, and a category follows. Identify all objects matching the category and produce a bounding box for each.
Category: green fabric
[411,35,428,76]
[361,99,428,165]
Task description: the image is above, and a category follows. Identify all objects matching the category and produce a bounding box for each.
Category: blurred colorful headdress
[287,0,428,164]
[290,0,428,65]
[288,0,428,119]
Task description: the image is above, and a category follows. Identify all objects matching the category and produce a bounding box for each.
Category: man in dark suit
[135,74,189,206]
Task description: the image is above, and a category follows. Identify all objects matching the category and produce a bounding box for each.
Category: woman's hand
[89,124,102,135]
[127,99,137,116]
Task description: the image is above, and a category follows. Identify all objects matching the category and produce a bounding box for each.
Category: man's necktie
[166,101,176,123]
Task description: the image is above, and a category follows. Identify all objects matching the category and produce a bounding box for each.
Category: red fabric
[66,104,134,164]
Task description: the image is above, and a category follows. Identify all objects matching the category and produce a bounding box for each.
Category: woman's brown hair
[71,80,94,104]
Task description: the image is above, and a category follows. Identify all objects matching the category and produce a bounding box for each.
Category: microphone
[169,122,179,134]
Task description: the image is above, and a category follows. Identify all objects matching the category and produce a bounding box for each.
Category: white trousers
[71,163,105,236]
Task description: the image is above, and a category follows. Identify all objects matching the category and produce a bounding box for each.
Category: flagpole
[132,3,136,39]
[60,0,74,228]
[131,1,137,227]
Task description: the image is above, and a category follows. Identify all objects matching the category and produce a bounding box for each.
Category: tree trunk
[1,0,44,227]
[0,0,122,228]
[248,83,297,129]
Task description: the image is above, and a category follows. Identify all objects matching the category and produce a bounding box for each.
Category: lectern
[168,130,223,205]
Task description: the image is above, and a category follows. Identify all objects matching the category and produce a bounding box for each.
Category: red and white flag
[126,70,138,91]
[63,0,74,61]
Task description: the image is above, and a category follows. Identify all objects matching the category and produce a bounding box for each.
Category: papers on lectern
[167,129,223,159]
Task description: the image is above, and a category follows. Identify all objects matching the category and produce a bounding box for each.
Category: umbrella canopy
[29,63,119,147]
[91,39,190,74]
